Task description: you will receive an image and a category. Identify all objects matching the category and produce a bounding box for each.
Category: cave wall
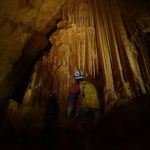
[0,0,66,103]
[0,0,67,135]
[118,0,150,86]
[91,0,150,111]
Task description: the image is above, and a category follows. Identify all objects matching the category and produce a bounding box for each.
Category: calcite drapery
[91,0,148,111]
[47,0,99,117]
[22,0,150,117]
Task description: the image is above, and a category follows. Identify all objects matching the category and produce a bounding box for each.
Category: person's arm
[67,84,80,118]
[67,93,76,118]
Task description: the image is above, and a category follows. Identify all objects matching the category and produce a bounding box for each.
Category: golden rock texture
[0,0,150,134]
[23,0,150,119]
[0,0,65,133]
[0,0,65,102]
[91,0,150,111]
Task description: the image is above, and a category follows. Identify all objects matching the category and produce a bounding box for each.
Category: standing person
[47,93,58,125]
[67,70,100,133]
[44,93,58,137]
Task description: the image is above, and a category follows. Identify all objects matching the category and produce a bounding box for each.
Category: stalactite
[129,23,150,90]
[38,0,99,117]
[91,0,150,113]
[92,0,117,106]
[106,0,134,98]
[20,0,150,119]
[110,0,146,95]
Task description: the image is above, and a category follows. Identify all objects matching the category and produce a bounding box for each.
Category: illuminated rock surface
[0,0,150,144]
[23,0,150,117]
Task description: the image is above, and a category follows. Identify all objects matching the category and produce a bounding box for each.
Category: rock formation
[0,0,66,102]
[22,0,150,119]
[0,0,150,134]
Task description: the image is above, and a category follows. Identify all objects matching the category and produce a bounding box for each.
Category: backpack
[79,81,100,109]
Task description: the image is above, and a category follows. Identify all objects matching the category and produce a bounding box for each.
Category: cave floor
[1,94,150,150]
[0,125,150,150]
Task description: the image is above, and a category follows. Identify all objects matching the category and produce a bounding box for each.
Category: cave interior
[0,0,150,149]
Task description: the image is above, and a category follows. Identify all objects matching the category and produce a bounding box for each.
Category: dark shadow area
[0,93,150,150]
[144,33,150,60]
[10,25,58,105]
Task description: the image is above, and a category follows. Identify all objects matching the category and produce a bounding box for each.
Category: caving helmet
[74,70,84,80]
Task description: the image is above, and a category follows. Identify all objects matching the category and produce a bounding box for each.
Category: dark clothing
[47,95,58,124]
[44,94,58,137]
[47,98,58,116]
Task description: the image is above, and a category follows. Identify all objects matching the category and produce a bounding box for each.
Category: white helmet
[74,70,84,80]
